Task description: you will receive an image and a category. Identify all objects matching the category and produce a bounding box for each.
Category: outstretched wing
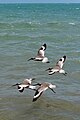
[56,55,66,69]
[28,44,47,61]
[18,85,24,92]
[32,90,43,102]
[37,44,47,57]
[32,83,48,102]
[46,65,60,75]
[40,43,47,51]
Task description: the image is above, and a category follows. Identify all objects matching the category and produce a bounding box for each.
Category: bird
[32,82,56,102]
[46,55,67,75]
[28,43,50,63]
[12,78,36,92]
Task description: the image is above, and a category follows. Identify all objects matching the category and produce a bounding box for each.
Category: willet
[28,43,50,63]
[32,82,56,102]
[46,55,67,75]
[12,78,36,92]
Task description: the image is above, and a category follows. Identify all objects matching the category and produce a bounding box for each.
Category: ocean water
[0,3,80,120]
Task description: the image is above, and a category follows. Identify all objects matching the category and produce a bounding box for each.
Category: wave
[68,22,75,25]
[0,21,41,30]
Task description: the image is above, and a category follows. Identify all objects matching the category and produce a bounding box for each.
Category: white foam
[69,22,75,25]
[76,8,79,10]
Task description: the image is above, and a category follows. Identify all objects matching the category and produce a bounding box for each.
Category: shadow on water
[0,95,80,120]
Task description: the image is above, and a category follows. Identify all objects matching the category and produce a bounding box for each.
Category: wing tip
[32,98,37,102]
[63,55,66,59]
[43,43,47,50]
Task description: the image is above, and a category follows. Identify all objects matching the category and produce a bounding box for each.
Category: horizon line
[0,2,80,3]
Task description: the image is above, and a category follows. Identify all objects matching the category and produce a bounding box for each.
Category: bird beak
[45,68,52,71]
[28,58,35,61]
[45,68,49,71]
[12,83,19,87]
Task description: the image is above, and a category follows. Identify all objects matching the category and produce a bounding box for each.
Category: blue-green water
[0,3,80,120]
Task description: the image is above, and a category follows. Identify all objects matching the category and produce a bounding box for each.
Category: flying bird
[32,82,56,102]
[46,55,67,75]
[12,78,36,92]
[28,43,50,63]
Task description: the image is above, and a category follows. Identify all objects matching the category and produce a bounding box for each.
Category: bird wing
[56,56,66,69]
[37,44,47,58]
[33,89,43,102]
[40,43,47,51]
[32,85,48,102]
[37,49,45,58]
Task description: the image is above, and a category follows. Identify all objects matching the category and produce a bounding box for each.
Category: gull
[32,82,56,102]
[28,43,50,63]
[46,55,67,75]
[12,78,36,92]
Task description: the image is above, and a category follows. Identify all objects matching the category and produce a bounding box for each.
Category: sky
[0,0,80,3]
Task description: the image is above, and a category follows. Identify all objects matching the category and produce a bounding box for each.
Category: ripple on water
[0,96,80,120]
